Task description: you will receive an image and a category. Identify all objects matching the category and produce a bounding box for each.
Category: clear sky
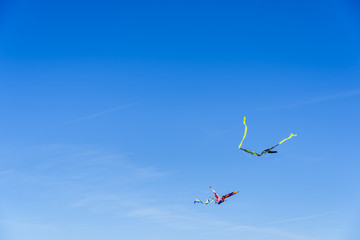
[0,0,360,239]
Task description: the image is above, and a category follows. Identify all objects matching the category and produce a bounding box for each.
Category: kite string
[279,133,297,145]
[238,116,247,149]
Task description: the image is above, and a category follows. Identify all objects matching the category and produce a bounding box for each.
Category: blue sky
[0,0,360,239]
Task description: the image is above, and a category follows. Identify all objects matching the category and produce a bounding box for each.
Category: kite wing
[210,186,221,201]
[221,191,239,201]
[194,199,203,204]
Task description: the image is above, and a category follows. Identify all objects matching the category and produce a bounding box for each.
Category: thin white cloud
[234,225,317,240]
[266,89,360,110]
[124,204,232,231]
[211,211,335,240]
[25,144,168,186]
[61,102,138,125]
[209,224,316,240]
[257,211,335,226]
[0,219,55,230]
[0,169,16,177]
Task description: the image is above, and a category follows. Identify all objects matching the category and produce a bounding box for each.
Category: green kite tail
[238,117,297,157]
[279,133,297,145]
[240,148,261,156]
[238,116,247,149]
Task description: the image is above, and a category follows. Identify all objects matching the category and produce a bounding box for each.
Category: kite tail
[279,133,297,145]
[238,116,247,149]
[205,198,215,205]
[195,198,215,205]
[240,148,261,156]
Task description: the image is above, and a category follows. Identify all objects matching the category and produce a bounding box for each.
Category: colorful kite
[210,186,238,205]
[238,116,297,157]
[194,187,238,205]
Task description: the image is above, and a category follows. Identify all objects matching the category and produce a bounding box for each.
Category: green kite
[238,117,297,157]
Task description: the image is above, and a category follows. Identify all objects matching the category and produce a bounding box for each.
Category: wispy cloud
[0,218,55,230]
[210,211,334,240]
[61,102,138,125]
[227,225,317,240]
[124,204,232,231]
[266,89,360,110]
[257,211,335,226]
[24,144,168,187]
[0,169,16,177]
[0,143,169,209]
[69,192,210,230]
